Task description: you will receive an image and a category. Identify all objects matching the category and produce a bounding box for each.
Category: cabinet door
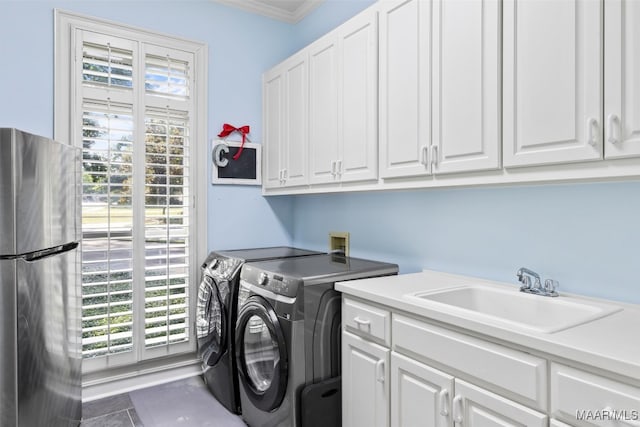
[551,420,575,427]
[454,379,547,427]
[263,67,284,189]
[282,51,309,187]
[308,34,339,185]
[432,0,500,174]
[503,0,602,167]
[339,8,378,183]
[342,331,389,427]
[379,0,431,178]
[604,0,640,159]
[391,352,454,427]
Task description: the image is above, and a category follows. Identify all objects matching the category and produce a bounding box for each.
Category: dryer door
[236,295,288,412]
[196,274,227,366]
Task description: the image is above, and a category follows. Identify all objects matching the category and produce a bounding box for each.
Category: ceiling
[213,0,325,23]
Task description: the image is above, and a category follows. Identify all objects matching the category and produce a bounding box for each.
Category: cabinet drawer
[551,363,640,427]
[393,314,547,410]
[343,298,390,345]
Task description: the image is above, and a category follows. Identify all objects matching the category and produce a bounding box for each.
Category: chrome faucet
[517,267,559,297]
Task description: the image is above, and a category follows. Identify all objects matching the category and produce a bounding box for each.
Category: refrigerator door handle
[24,242,78,261]
[0,242,78,261]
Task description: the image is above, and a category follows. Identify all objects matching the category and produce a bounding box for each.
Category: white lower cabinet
[390,352,546,427]
[391,352,454,427]
[342,331,390,427]
[454,379,547,427]
[343,297,640,427]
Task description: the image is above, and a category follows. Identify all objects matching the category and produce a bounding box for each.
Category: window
[55,11,207,373]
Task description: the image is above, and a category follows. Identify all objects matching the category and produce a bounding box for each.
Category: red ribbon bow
[217,123,250,160]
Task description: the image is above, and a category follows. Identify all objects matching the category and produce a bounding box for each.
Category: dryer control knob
[258,272,268,286]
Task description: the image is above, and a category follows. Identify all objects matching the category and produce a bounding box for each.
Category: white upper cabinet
[503,0,603,167]
[308,33,339,184]
[379,0,500,178]
[379,0,431,178]
[432,0,501,174]
[309,7,378,185]
[604,0,640,159]
[263,68,284,189]
[338,9,379,183]
[263,51,309,188]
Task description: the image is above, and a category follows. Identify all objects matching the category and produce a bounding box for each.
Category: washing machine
[235,253,398,427]
[196,247,323,415]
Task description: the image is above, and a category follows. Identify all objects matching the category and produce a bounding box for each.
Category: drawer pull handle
[452,394,464,424]
[353,317,371,327]
[438,389,450,417]
[602,407,640,427]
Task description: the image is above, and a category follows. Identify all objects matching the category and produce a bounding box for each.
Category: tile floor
[81,393,143,427]
[80,375,246,427]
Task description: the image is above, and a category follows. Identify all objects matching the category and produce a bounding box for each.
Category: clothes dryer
[196,247,322,414]
[235,254,398,427]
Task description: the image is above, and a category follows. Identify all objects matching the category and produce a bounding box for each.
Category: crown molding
[212,0,324,23]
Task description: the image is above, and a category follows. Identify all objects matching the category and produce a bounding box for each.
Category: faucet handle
[544,279,559,296]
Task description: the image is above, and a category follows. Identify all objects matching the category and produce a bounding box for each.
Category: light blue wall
[291,182,640,304]
[0,0,296,250]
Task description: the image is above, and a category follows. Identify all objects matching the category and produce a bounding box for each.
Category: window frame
[55,9,208,373]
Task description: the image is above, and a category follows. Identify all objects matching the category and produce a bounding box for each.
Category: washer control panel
[241,265,300,298]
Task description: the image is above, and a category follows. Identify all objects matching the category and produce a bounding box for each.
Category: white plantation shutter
[145,54,190,99]
[143,108,191,349]
[141,47,194,356]
[81,100,135,358]
[82,41,134,89]
[64,20,206,372]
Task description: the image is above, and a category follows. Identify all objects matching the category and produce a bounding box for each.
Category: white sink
[406,285,622,333]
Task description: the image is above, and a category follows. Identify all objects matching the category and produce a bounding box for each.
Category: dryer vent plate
[329,231,349,256]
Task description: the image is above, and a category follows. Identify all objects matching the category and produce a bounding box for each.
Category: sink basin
[407,285,622,333]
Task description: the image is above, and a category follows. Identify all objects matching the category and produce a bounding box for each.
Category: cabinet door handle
[279,169,283,184]
[452,394,464,424]
[337,159,342,176]
[586,117,599,147]
[431,145,438,167]
[421,145,429,166]
[331,160,336,177]
[607,114,620,144]
[438,389,450,417]
[353,316,371,327]
[375,359,385,384]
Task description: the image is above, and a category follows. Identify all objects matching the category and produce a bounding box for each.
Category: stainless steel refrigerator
[0,128,82,426]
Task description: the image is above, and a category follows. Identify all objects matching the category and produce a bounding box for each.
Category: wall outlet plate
[329,231,350,256]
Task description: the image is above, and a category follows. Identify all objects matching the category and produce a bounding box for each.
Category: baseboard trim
[82,358,202,402]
